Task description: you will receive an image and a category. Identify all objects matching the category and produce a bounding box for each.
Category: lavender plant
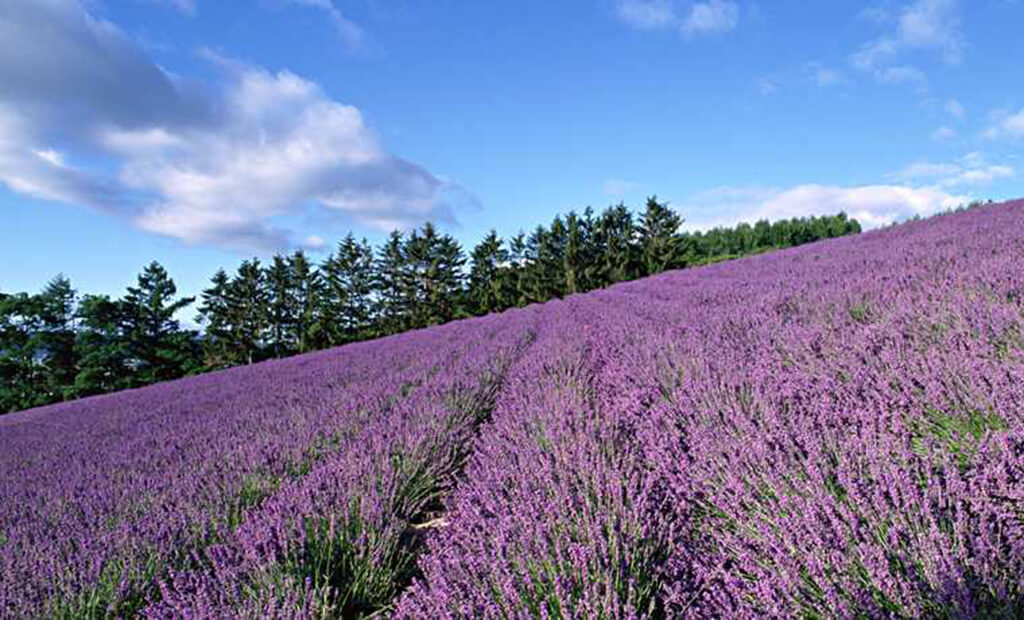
[2,200,1022,618]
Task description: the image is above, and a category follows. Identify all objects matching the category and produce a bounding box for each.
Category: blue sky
[2,0,1023,307]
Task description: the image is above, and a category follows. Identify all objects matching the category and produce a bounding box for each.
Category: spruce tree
[374,231,410,335]
[638,196,683,276]
[197,269,235,369]
[289,251,320,353]
[228,259,268,365]
[595,203,638,285]
[122,262,197,384]
[37,275,78,401]
[265,255,297,358]
[469,230,509,315]
[321,235,376,345]
[74,295,132,397]
[0,293,44,411]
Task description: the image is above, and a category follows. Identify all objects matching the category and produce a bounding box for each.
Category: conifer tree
[637,196,683,276]
[594,203,638,284]
[469,230,510,315]
[374,231,410,336]
[121,262,197,383]
[37,275,78,400]
[289,251,320,353]
[197,269,234,369]
[228,259,268,365]
[74,294,132,397]
[321,235,376,345]
[265,255,297,358]
[0,292,44,411]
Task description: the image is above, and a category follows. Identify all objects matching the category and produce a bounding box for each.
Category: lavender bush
[2,200,1022,618]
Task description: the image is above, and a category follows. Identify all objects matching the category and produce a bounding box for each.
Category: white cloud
[815,67,842,87]
[681,0,739,35]
[984,108,1024,140]
[801,62,844,87]
[898,0,963,64]
[0,0,463,252]
[755,76,779,95]
[877,65,928,89]
[945,98,966,120]
[931,126,956,141]
[892,152,1015,188]
[288,0,365,50]
[850,0,963,87]
[684,184,970,231]
[614,0,677,29]
[614,0,738,36]
[850,37,899,71]
[159,0,196,15]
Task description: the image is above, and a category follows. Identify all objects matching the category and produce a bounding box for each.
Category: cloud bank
[0,0,461,252]
[682,184,973,231]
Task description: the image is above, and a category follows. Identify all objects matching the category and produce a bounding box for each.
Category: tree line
[0,198,860,413]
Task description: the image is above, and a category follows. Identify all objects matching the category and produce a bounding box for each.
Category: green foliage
[638,195,683,276]
[121,262,198,383]
[74,294,132,397]
[321,234,376,345]
[196,269,234,370]
[47,552,161,620]
[910,406,1008,470]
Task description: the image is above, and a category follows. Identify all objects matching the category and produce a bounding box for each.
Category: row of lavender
[2,200,1022,617]
[0,307,538,617]
[397,201,1023,617]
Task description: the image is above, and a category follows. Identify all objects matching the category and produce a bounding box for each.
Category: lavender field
[2,201,1022,618]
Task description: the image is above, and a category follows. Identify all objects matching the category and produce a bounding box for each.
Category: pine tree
[228,259,268,365]
[374,231,410,335]
[0,292,44,412]
[638,196,682,276]
[74,294,132,397]
[321,235,376,345]
[468,230,509,315]
[595,204,638,284]
[197,269,235,369]
[564,211,590,295]
[289,251,320,353]
[121,262,197,384]
[265,255,297,358]
[507,232,530,307]
[36,275,78,401]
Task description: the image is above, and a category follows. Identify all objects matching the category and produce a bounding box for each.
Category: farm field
[1,201,1022,618]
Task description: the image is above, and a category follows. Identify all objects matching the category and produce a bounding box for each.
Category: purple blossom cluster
[2,200,1023,618]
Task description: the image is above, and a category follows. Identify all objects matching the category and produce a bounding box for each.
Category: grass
[909,406,1009,470]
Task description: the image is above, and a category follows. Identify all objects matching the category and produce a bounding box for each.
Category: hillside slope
[1,201,1022,618]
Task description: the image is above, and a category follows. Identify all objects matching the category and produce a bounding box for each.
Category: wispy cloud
[755,76,779,95]
[288,0,366,50]
[0,0,464,252]
[150,0,196,15]
[681,0,739,35]
[683,183,971,231]
[614,0,739,37]
[983,108,1024,140]
[614,0,677,29]
[945,98,966,120]
[812,65,843,87]
[850,0,963,89]
[891,152,1015,188]
[877,65,928,90]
